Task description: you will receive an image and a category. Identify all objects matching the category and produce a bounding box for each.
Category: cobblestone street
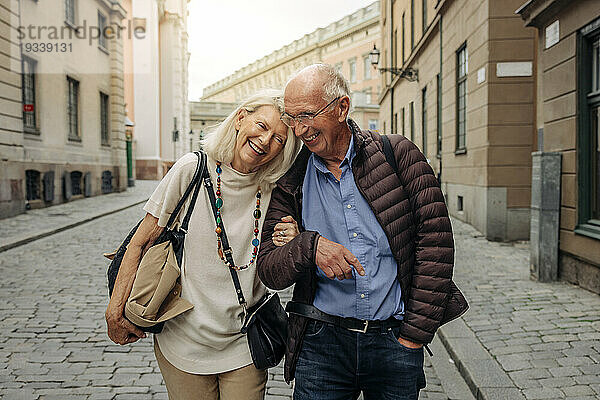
[0,192,470,399]
[0,184,598,399]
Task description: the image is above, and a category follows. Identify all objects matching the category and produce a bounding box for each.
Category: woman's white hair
[201,89,302,187]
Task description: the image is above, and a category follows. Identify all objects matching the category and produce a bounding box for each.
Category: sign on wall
[545,20,560,49]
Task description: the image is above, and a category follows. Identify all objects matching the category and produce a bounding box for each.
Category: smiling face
[284,70,351,162]
[231,105,288,174]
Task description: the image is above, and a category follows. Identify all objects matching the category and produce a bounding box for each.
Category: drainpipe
[437,14,443,184]
[390,0,395,134]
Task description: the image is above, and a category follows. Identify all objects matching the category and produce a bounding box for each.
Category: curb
[0,199,148,253]
[437,319,525,400]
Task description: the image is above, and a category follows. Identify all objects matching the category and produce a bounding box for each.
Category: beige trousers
[154,339,267,400]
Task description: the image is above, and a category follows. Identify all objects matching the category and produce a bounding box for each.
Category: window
[393,112,398,135]
[577,21,600,239]
[457,195,464,212]
[392,29,398,69]
[98,12,107,50]
[25,170,41,201]
[364,56,371,80]
[402,13,406,63]
[368,119,378,130]
[456,44,468,152]
[100,92,109,145]
[401,107,405,136]
[22,57,37,132]
[422,86,427,157]
[422,0,428,34]
[71,171,83,196]
[410,102,415,141]
[335,62,343,73]
[67,76,80,141]
[411,0,415,49]
[437,73,442,156]
[349,59,357,83]
[65,0,75,25]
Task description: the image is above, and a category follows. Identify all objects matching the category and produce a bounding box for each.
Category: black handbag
[106,151,206,333]
[203,168,288,370]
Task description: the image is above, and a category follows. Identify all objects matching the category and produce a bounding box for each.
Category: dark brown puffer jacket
[257,119,468,383]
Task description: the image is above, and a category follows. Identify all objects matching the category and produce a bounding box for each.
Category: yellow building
[201,2,381,132]
[517,0,600,293]
[378,0,537,241]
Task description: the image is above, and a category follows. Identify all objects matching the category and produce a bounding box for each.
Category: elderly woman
[105,90,302,400]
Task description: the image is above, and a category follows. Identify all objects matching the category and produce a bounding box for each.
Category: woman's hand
[105,213,163,345]
[106,309,146,345]
[273,216,300,246]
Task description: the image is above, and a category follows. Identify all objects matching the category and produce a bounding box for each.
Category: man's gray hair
[286,63,352,102]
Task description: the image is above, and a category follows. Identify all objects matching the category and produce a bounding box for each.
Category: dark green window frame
[436,73,442,157]
[392,28,398,68]
[67,76,80,142]
[401,107,405,136]
[576,17,600,240]
[455,42,467,153]
[402,13,406,63]
[411,0,415,49]
[422,0,428,34]
[100,92,110,146]
[22,56,38,133]
[98,11,108,50]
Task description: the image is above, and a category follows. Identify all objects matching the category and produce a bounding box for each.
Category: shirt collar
[311,131,356,175]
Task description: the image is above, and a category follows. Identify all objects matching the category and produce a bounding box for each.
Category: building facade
[517,0,600,293]
[201,1,381,132]
[189,101,237,149]
[132,0,191,180]
[1,0,129,219]
[378,0,537,241]
[0,0,24,218]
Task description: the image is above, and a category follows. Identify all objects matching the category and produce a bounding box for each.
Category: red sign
[24,104,34,112]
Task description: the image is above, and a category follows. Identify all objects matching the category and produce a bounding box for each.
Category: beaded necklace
[214,161,261,271]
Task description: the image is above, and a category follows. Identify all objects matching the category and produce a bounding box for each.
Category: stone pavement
[439,219,600,400]
[0,180,157,253]
[0,183,470,399]
[0,182,598,399]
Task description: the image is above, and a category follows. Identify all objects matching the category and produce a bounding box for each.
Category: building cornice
[202,1,380,98]
[515,0,571,27]
[105,0,126,20]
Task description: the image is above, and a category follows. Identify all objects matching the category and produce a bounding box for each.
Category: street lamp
[369,44,419,82]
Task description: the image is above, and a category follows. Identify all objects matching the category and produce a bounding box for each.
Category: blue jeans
[294,320,426,400]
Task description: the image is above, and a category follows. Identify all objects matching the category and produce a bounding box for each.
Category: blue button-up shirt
[302,135,404,321]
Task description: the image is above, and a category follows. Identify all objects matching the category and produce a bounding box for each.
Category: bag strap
[180,151,206,233]
[202,166,247,307]
[381,135,399,178]
[164,151,204,230]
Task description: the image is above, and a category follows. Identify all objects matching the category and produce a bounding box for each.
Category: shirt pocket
[376,233,394,257]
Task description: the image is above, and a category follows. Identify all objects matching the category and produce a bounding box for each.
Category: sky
[187,0,377,100]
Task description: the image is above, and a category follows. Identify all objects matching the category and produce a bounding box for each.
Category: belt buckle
[348,320,369,333]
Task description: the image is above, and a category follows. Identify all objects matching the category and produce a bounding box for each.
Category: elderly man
[257,64,467,399]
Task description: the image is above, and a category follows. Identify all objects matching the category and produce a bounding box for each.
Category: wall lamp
[369,45,419,82]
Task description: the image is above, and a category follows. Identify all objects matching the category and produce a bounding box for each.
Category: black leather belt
[286,301,402,333]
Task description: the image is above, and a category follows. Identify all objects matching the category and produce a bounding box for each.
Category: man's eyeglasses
[280,97,340,128]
